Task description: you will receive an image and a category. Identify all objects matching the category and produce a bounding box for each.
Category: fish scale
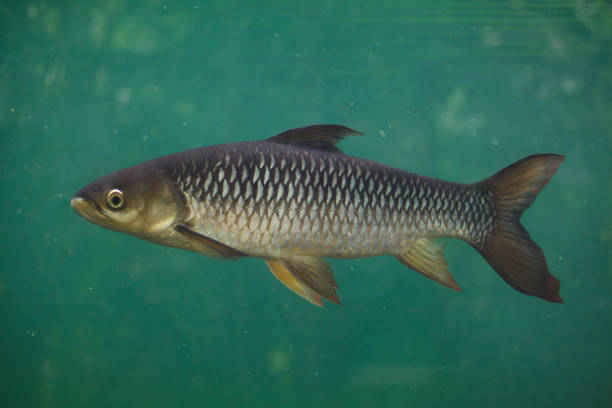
[169,141,494,258]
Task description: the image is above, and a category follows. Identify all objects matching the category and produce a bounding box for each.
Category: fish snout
[70,196,87,212]
[71,196,90,217]
[70,195,101,223]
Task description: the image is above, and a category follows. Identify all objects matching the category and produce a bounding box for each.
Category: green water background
[2,1,611,407]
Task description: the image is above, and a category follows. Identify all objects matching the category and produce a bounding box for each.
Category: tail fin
[475,154,565,302]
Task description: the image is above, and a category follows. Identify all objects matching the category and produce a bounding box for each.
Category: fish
[71,124,564,306]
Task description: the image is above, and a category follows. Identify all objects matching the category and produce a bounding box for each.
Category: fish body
[72,125,564,306]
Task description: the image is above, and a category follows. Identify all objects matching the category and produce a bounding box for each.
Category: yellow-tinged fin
[175,225,247,260]
[395,238,461,291]
[266,124,363,153]
[265,256,341,307]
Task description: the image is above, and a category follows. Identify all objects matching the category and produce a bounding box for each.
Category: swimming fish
[71,125,564,306]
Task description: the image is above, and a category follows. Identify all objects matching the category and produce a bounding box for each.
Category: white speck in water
[314,371,319,376]
[10,107,15,112]
[117,88,131,103]
[17,208,22,214]
[113,128,119,135]
[142,134,148,142]
[182,121,188,126]
[483,30,502,47]
[274,32,279,38]
[379,130,387,139]
[561,77,580,94]
[88,286,93,291]
[27,4,39,19]
[492,139,500,147]
[349,101,354,107]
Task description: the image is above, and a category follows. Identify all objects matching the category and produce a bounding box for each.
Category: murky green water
[2,1,611,407]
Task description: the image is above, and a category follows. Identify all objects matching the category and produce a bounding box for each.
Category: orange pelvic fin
[265,256,341,307]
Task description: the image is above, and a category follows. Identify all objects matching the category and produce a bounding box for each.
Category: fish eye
[106,189,125,209]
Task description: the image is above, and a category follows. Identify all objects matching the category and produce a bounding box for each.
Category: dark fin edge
[475,154,565,303]
[266,124,363,153]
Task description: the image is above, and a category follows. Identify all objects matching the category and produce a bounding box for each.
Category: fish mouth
[71,195,112,224]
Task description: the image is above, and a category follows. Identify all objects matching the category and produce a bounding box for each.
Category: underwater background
[1,1,611,407]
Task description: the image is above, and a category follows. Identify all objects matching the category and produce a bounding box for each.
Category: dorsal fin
[266,124,363,153]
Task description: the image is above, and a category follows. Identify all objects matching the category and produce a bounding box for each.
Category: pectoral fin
[175,225,247,259]
[395,238,461,291]
[265,256,341,306]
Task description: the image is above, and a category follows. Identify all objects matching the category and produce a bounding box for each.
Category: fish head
[71,162,185,240]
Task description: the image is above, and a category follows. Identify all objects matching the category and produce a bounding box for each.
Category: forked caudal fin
[475,154,565,302]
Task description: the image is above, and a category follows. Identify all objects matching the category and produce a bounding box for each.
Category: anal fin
[395,238,461,291]
[175,225,247,260]
[265,256,341,307]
